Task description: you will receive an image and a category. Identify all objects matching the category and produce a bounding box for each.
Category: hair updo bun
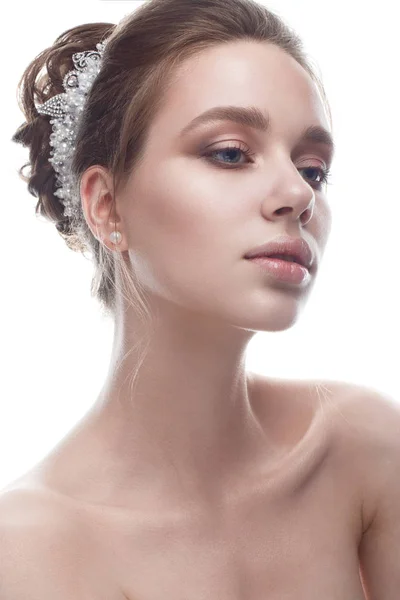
[12,23,115,251]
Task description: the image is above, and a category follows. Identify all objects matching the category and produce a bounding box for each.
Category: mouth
[261,254,304,266]
[246,254,312,284]
[244,236,314,270]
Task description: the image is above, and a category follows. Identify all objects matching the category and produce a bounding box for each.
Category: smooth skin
[1,41,399,599]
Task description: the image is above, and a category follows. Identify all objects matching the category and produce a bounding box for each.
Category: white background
[1,1,399,490]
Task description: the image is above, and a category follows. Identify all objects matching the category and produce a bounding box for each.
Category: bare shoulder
[0,486,76,596]
[314,379,400,527]
[259,374,400,492]
[279,375,400,437]
[0,483,91,539]
[296,377,400,456]
[0,484,89,565]
[0,485,121,598]
[320,378,400,445]
[329,381,400,596]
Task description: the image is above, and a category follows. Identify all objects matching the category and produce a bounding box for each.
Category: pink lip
[247,256,311,285]
[245,236,314,270]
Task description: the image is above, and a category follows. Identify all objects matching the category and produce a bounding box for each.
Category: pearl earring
[109,230,122,245]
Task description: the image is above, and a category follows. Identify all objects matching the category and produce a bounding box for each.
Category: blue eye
[298,166,332,188]
[202,142,255,167]
[202,143,332,190]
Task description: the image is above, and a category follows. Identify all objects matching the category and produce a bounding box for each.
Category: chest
[81,381,368,599]
[94,457,366,599]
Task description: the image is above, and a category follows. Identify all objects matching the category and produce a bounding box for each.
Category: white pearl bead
[109,231,122,245]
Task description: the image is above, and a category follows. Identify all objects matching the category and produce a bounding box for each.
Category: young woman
[3,0,399,597]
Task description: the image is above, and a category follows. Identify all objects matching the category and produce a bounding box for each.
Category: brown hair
[12,0,331,321]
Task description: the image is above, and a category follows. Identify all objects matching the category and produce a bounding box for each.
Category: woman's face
[119,41,334,331]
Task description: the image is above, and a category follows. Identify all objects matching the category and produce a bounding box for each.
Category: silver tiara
[34,41,108,220]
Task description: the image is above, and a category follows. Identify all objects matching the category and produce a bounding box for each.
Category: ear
[80,165,128,252]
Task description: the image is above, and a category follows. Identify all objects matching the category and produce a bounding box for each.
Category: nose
[262,163,315,226]
[274,201,313,226]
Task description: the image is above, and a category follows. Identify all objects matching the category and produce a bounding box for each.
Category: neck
[90,300,269,508]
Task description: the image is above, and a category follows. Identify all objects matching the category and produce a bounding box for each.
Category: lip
[246,256,311,285]
[244,235,314,269]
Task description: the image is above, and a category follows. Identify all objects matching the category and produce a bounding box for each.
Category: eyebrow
[179,105,335,158]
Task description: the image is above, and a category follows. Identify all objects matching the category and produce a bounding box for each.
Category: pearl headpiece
[34,41,108,220]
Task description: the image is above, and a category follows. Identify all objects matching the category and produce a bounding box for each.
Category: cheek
[125,163,243,301]
[311,198,332,250]
[130,159,237,257]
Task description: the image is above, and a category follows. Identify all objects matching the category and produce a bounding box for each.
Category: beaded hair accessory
[34,41,108,220]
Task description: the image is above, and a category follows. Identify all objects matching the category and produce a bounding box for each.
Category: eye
[298,166,332,190]
[202,142,256,168]
[202,143,332,190]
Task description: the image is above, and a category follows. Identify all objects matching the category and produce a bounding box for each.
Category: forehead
[151,40,331,142]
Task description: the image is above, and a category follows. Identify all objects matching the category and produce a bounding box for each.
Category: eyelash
[202,142,332,190]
